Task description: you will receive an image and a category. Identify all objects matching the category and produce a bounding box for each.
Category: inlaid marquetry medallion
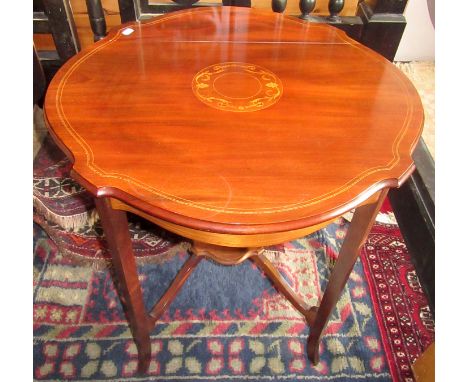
[192,62,283,112]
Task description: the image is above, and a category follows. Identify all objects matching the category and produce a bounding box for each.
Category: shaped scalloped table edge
[43,7,424,235]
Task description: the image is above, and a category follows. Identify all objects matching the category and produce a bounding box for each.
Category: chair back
[33,0,80,83]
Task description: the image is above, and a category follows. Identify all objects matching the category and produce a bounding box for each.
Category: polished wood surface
[94,198,152,373]
[110,197,336,247]
[44,6,423,236]
[110,194,378,247]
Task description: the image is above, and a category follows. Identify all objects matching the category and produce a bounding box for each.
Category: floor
[395,61,435,160]
[34,61,435,160]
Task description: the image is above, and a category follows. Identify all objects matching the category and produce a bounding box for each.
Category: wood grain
[148,254,203,323]
[110,197,337,247]
[307,187,388,364]
[191,241,261,265]
[44,6,423,236]
[94,197,152,373]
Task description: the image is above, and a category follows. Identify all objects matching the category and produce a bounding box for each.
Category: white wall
[394,0,435,61]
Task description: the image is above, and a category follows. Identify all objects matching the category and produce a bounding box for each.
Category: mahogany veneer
[44,6,423,374]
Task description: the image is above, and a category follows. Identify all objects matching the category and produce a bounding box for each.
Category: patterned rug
[33,212,434,381]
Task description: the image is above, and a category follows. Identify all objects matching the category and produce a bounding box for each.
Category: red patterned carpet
[360,222,434,381]
[33,214,434,382]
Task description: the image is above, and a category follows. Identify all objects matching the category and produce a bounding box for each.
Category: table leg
[148,254,203,323]
[251,253,317,326]
[94,197,152,374]
[307,188,388,364]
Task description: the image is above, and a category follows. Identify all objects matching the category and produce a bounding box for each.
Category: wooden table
[44,6,423,374]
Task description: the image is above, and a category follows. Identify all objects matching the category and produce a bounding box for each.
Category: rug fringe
[33,195,99,232]
[33,213,191,270]
[325,246,338,269]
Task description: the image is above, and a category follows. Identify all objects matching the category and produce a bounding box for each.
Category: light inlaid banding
[192,62,283,112]
[44,6,424,228]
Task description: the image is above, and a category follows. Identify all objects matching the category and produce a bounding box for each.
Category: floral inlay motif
[192,62,283,112]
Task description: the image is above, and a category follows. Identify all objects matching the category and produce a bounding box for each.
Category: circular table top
[44,6,423,235]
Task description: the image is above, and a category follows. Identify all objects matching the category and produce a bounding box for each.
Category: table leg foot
[306,335,320,365]
[136,339,151,374]
[95,197,152,374]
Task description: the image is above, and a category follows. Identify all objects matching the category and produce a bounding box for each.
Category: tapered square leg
[94,197,152,374]
[307,189,388,364]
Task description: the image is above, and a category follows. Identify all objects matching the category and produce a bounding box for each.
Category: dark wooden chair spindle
[33,0,80,85]
[272,0,288,13]
[299,0,316,20]
[86,0,108,41]
[328,0,344,22]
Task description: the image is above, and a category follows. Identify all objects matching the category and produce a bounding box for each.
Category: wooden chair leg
[307,189,388,364]
[94,197,152,374]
